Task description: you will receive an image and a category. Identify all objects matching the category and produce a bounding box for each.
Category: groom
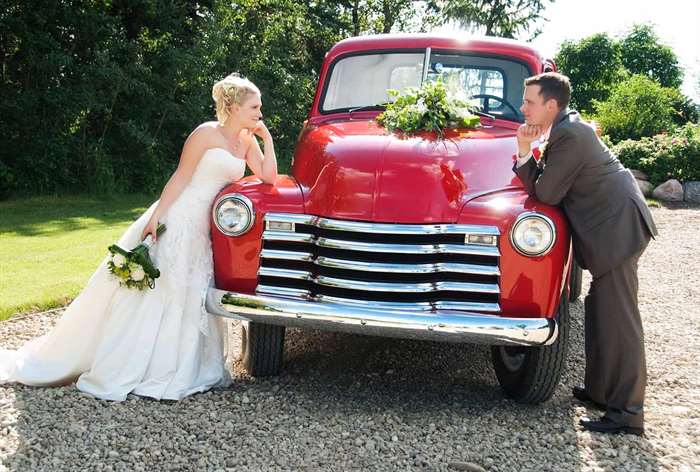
[513,72,657,435]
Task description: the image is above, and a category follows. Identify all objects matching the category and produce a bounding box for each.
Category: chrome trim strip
[256,285,311,299]
[315,256,500,276]
[315,237,500,256]
[206,289,557,346]
[422,47,431,83]
[262,231,314,243]
[264,214,316,226]
[313,295,501,313]
[260,249,314,262]
[258,267,312,280]
[314,276,499,294]
[263,213,500,236]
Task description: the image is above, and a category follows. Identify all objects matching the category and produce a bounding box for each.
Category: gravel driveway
[1,205,698,472]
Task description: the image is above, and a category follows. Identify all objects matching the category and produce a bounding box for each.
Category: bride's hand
[141,218,160,243]
[252,120,272,142]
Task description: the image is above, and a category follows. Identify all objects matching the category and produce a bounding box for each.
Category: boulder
[652,179,684,202]
[684,181,700,203]
[636,179,654,197]
[630,169,649,181]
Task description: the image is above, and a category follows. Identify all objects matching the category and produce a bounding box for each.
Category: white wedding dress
[0,148,245,401]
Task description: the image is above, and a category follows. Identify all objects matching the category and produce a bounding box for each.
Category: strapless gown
[0,148,246,401]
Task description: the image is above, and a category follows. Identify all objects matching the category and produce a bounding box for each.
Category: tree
[619,24,683,89]
[594,75,676,143]
[436,0,553,40]
[338,0,441,36]
[554,33,625,114]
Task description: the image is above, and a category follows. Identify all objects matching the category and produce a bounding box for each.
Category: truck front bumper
[206,289,558,347]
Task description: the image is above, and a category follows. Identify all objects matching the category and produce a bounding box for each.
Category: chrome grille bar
[314,256,500,276]
[257,213,502,312]
[316,237,500,257]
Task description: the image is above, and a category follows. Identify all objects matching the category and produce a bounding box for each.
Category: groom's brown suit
[514,109,658,428]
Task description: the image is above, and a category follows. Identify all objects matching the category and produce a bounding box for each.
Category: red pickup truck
[206,33,583,404]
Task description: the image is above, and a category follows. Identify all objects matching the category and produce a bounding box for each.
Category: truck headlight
[510,212,556,256]
[213,194,255,236]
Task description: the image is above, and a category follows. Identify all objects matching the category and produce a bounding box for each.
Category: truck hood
[293,119,523,223]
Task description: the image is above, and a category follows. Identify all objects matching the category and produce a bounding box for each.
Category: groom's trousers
[583,246,648,428]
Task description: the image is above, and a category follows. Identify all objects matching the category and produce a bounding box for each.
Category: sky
[434,0,700,102]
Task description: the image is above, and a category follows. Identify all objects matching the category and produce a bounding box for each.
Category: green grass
[0,194,156,321]
[646,198,661,208]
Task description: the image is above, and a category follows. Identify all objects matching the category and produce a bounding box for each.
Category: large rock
[684,181,700,203]
[630,169,649,181]
[636,179,654,197]
[652,179,684,202]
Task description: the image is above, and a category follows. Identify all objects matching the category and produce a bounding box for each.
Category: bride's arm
[244,122,278,185]
[140,129,209,241]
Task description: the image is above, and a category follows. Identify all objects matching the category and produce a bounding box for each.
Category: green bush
[594,75,676,144]
[612,123,700,185]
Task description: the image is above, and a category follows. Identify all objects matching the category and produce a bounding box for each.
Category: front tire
[491,292,569,404]
[241,321,285,377]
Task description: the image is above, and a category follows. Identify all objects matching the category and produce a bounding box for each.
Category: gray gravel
[1,204,699,471]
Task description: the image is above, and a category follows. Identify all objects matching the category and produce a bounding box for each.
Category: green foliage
[612,123,700,185]
[555,24,690,120]
[340,0,442,35]
[437,0,553,40]
[376,80,480,135]
[619,24,683,89]
[555,34,625,113]
[594,75,676,143]
[0,0,352,199]
[668,90,700,126]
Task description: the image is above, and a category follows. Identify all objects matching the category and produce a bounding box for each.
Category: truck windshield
[321,49,529,122]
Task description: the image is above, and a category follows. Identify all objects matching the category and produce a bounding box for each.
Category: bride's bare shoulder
[192,121,221,136]
[186,122,223,145]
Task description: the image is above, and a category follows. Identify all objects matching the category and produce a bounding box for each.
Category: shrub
[612,123,700,185]
[594,74,676,143]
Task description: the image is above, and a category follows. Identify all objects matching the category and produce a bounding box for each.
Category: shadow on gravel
[1,300,662,471]
[235,295,661,471]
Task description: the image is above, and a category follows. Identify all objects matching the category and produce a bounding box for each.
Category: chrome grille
[257,213,501,312]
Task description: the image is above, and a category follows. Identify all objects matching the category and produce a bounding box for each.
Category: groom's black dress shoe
[579,416,644,436]
[572,385,606,410]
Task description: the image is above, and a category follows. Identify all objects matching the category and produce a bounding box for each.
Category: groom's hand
[516,124,542,157]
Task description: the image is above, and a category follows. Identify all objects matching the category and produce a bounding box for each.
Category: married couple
[1,71,656,436]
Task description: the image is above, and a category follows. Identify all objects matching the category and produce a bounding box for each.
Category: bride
[0,73,277,401]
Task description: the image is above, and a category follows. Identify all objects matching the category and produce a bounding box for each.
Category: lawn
[0,194,156,321]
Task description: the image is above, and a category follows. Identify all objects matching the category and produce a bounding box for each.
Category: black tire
[491,292,569,404]
[569,259,583,302]
[241,321,285,377]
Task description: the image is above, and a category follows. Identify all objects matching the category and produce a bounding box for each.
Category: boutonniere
[533,140,549,161]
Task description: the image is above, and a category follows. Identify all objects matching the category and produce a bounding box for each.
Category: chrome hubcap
[499,346,526,372]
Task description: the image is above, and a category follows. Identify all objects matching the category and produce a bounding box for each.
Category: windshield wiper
[347,102,390,113]
[470,109,496,120]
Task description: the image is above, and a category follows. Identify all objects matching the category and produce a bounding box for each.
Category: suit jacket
[514,109,658,277]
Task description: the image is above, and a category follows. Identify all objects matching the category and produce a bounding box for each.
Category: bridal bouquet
[107,224,166,290]
[376,79,481,136]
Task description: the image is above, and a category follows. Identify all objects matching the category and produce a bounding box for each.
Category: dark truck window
[427,53,529,121]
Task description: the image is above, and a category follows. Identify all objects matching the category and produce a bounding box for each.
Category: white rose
[112,254,127,266]
[131,266,146,281]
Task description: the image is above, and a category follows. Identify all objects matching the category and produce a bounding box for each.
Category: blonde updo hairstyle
[212,73,261,124]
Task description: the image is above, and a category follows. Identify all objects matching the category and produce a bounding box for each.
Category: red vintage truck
[206,33,583,404]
